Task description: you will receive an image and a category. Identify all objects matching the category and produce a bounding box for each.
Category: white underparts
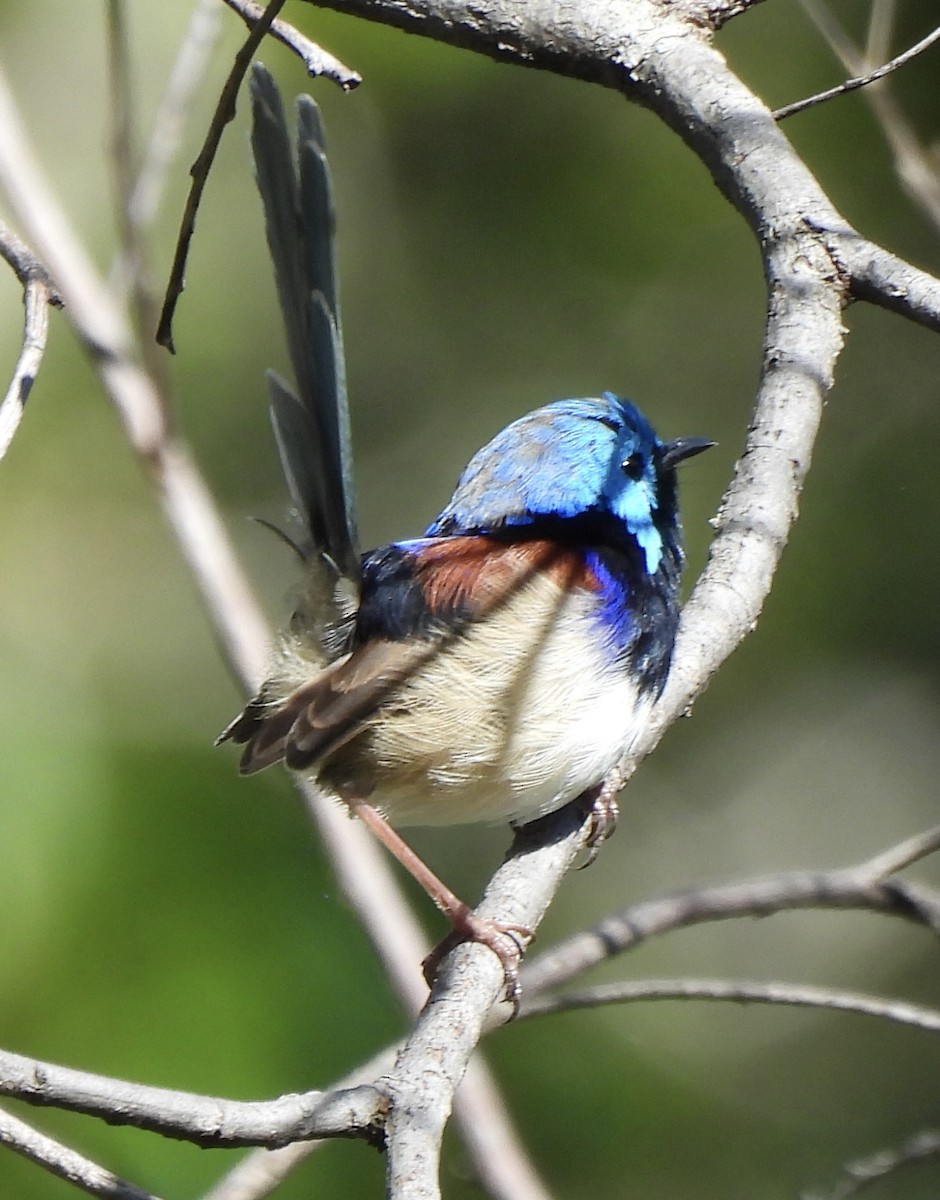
[319,570,652,827]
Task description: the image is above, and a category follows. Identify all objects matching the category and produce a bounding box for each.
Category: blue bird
[221,69,712,987]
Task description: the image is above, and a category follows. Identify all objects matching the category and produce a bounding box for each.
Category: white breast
[362,571,653,827]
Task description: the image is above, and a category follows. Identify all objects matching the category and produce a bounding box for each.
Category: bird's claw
[580,784,620,868]
[423,915,534,1013]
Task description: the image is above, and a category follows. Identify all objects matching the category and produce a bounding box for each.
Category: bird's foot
[580,778,621,867]
[423,912,534,1010]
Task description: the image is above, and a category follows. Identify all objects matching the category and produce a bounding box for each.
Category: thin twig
[773,23,940,120]
[0,216,62,302]
[0,1104,161,1200]
[3,3,940,1198]
[519,826,940,998]
[855,821,940,880]
[520,977,940,1033]
[790,0,940,234]
[220,0,361,87]
[0,274,52,459]
[156,0,288,351]
[804,1129,940,1200]
[0,185,61,465]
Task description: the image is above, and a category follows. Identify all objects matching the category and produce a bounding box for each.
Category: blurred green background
[2,1,940,1197]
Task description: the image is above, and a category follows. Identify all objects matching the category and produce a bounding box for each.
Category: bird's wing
[228,536,590,776]
[232,638,435,775]
[249,65,359,587]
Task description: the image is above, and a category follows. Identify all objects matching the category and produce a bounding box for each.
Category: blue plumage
[428,393,673,573]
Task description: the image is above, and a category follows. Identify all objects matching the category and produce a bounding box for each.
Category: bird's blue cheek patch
[635,522,663,575]
[605,468,664,575]
[615,486,663,574]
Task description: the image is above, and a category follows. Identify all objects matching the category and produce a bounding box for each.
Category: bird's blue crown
[426,392,680,576]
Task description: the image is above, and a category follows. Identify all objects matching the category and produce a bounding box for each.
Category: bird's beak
[660,436,715,470]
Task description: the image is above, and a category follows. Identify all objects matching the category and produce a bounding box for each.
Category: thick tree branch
[198,1044,400,1200]
[380,805,588,1199]
[0,1048,384,1149]
[841,241,940,330]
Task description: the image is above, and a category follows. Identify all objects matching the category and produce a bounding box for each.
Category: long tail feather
[248,65,359,584]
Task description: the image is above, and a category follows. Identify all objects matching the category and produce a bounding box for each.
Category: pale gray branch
[805,1129,940,1200]
[292,786,557,1200]
[108,0,226,317]
[521,977,940,1034]
[0,273,52,459]
[4,2,940,1198]
[157,0,288,351]
[0,216,62,300]
[864,0,896,68]
[855,821,940,879]
[220,0,361,87]
[382,805,588,1199]
[0,217,61,458]
[841,235,940,329]
[0,1047,384,1148]
[0,59,272,685]
[519,837,940,999]
[199,1045,398,1200]
[0,1105,160,1200]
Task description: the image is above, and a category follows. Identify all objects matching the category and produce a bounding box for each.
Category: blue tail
[249,65,360,585]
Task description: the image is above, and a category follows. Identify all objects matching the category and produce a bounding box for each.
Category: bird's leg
[346,798,533,1000]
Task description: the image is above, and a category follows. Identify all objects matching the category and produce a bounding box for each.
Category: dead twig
[156,0,288,351]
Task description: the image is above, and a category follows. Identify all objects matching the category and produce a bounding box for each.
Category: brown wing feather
[235,639,435,776]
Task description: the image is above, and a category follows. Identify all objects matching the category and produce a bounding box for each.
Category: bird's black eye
[621,451,645,480]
